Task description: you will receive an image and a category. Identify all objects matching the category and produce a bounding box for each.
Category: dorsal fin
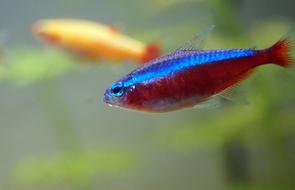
[146,25,215,65]
[177,25,215,51]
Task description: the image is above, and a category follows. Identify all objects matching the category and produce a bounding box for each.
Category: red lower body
[127,39,292,112]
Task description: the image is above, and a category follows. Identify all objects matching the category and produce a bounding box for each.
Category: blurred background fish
[32,19,160,64]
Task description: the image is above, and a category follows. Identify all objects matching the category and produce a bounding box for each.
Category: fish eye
[111,82,124,97]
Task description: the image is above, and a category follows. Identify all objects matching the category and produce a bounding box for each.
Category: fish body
[33,19,159,63]
[104,38,292,112]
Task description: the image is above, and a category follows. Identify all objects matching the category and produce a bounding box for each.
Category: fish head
[104,76,151,112]
[104,81,126,107]
[32,20,61,44]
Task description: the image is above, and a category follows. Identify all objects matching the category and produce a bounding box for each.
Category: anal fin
[218,69,254,105]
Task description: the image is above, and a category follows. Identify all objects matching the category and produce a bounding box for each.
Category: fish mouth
[103,89,117,107]
[103,90,112,104]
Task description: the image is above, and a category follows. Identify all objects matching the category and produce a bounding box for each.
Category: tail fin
[141,43,160,64]
[268,38,293,67]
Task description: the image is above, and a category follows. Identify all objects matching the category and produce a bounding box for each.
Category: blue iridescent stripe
[124,49,255,87]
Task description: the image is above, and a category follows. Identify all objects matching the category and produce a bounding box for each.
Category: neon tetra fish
[32,19,160,64]
[104,30,293,112]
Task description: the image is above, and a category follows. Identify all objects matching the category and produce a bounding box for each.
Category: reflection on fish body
[32,19,160,64]
[104,35,293,113]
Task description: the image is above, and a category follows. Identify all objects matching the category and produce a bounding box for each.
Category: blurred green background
[0,0,294,189]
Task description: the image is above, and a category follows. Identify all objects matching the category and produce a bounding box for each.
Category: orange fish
[32,19,160,64]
